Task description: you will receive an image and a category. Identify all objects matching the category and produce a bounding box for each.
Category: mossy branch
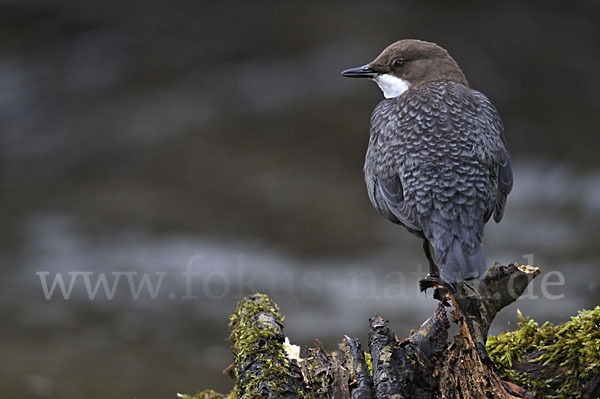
[228,294,300,398]
[180,264,599,399]
[487,306,600,398]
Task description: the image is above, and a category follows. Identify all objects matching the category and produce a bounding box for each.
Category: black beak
[341,65,376,78]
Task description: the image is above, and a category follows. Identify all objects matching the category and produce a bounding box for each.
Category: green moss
[177,390,227,399]
[487,306,600,399]
[364,352,373,375]
[228,293,300,398]
[303,354,330,398]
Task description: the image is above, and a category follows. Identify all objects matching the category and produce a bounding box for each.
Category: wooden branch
[227,294,299,398]
[182,263,599,399]
[337,336,374,398]
[451,263,540,351]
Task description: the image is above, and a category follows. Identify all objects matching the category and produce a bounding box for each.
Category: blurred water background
[1,1,600,398]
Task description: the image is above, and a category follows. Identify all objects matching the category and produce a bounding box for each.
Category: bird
[341,39,513,284]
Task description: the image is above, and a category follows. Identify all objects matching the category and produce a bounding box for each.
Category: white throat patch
[374,74,410,99]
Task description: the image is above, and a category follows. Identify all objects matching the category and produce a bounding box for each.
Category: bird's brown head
[342,39,468,98]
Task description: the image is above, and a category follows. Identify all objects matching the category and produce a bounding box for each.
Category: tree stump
[179,263,600,399]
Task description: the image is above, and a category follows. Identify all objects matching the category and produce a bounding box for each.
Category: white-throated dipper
[342,39,512,283]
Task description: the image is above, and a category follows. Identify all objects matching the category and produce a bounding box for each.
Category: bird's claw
[419,273,442,291]
[419,274,451,306]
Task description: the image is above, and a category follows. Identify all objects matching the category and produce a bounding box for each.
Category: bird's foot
[419,274,451,306]
[419,273,443,292]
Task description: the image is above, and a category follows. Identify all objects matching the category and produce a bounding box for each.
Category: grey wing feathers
[365,166,420,231]
[377,176,421,230]
[494,156,512,222]
[365,99,421,231]
[471,90,513,223]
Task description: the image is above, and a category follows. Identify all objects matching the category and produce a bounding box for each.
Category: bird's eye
[392,59,406,68]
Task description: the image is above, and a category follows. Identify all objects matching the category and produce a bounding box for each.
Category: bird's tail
[435,238,487,283]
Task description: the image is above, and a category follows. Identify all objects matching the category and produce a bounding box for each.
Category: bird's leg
[422,239,439,278]
[419,239,450,304]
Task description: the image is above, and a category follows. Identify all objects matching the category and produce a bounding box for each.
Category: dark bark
[338,337,374,399]
[198,263,597,398]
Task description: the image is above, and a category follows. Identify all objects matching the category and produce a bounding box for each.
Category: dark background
[1,1,599,398]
